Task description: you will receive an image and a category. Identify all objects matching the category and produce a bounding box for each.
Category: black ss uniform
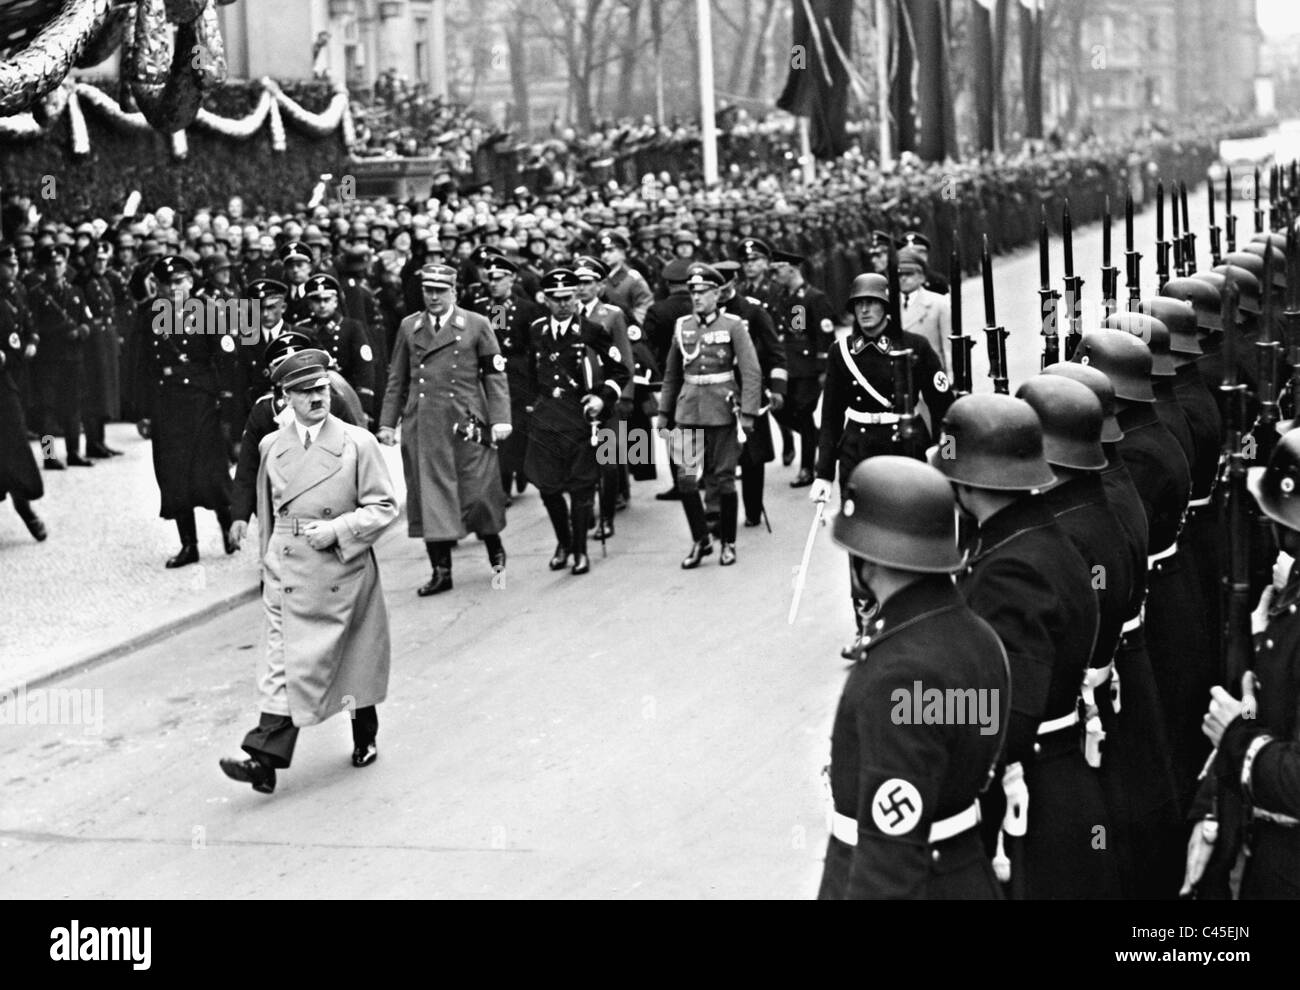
[818,576,1009,899]
[772,282,835,473]
[524,314,630,549]
[960,497,1123,899]
[301,311,378,426]
[0,301,42,508]
[816,322,953,488]
[469,293,543,493]
[723,291,787,524]
[28,277,92,455]
[135,296,234,526]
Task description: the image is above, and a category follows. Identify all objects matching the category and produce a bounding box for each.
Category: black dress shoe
[570,552,591,575]
[655,487,681,501]
[593,518,615,540]
[790,470,814,488]
[219,756,276,794]
[66,454,94,467]
[351,742,378,768]
[681,538,713,569]
[85,442,114,459]
[105,445,124,456]
[43,458,65,471]
[744,517,761,528]
[24,515,47,542]
[165,544,200,568]
[782,448,795,467]
[417,567,453,596]
[489,546,507,572]
[719,542,737,566]
[548,543,569,571]
[516,477,529,494]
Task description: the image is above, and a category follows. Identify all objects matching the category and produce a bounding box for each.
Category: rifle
[1254,165,1265,235]
[1286,226,1300,423]
[889,347,922,459]
[949,232,975,393]
[1256,245,1282,466]
[1156,180,1171,290]
[982,235,1009,394]
[1219,271,1251,688]
[1038,206,1060,369]
[1101,195,1119,321]
[1209,173,1223,267]
[1226,168,1238,254]
[1181,181,1196,275]
[1270,164,1280,233]
[1124,191,1142,312]
[1062,202,1084,362]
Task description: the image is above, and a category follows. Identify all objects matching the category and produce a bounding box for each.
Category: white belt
[1038,708,1080,735]
[829,802,980,847]
[1081,662,1113,691]
[1147,542,1178,568]
[845,408,901,425]
[1187,495,1213,508]
[1253,807,1300,827]
[1121,611,1144,634]
[684,371,734,385]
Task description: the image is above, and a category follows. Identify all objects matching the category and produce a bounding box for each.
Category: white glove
[376,426,397,446]
[1179,819,1217,897]
[809,478,832,503]
[490,423,512,443]
[1273,549,1294,590]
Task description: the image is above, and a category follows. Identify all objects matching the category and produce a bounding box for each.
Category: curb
[9,583,261,696]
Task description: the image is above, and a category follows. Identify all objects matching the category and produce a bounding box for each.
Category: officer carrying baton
[789,496,827,624]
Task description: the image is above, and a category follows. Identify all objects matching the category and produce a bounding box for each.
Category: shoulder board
[745,296,760,306]
[453,312,466,327]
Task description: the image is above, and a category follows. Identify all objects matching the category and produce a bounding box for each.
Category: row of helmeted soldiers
[813,167,1300,900]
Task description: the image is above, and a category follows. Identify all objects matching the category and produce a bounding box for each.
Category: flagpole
[697,0,719,186]
[875,0,892,167]
[799,117,815,185]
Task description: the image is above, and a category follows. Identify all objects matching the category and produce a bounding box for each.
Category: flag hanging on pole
[1019,0,1044,140]
[972,0,997,152]
[776,0,855,159]
[907,0,957,161]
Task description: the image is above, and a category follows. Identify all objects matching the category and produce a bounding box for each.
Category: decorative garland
[0,77,353,160]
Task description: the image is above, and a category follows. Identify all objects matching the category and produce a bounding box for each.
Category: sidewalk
[0,422,408,694]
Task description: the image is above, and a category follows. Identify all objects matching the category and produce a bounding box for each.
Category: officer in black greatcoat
[818,456,1009,900]
[28,244,94,468]
[135,255,237,568]
[0,246,45,541]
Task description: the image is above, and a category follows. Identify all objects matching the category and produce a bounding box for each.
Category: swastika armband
[480,353,507,374]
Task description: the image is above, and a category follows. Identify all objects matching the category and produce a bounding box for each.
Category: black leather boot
[418,541,454,595]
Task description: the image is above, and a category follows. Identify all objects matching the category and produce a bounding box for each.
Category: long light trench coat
[255,413,398,726]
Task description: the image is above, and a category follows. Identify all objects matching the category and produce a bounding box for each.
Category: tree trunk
[616,0,643,119]
[507,20,530,133]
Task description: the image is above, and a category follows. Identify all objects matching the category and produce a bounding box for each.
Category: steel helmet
[1138,298,1202,356]
[1166,274,1224,331]
[1016,375,1107,472]
[1248,429,1300,531]
[1041,361,1124,443]
[1070,329,1155,403]
[1240,242,1287,291]
[1102,312,1175,377]
[847,272,890,306]
[831,456,964,573]
[1209,265,1262,315]
[927,394,1056,491]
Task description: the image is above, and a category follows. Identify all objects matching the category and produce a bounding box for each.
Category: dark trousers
[774,377,819,471]
[241,706,378,769]
[35,359,83,457]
